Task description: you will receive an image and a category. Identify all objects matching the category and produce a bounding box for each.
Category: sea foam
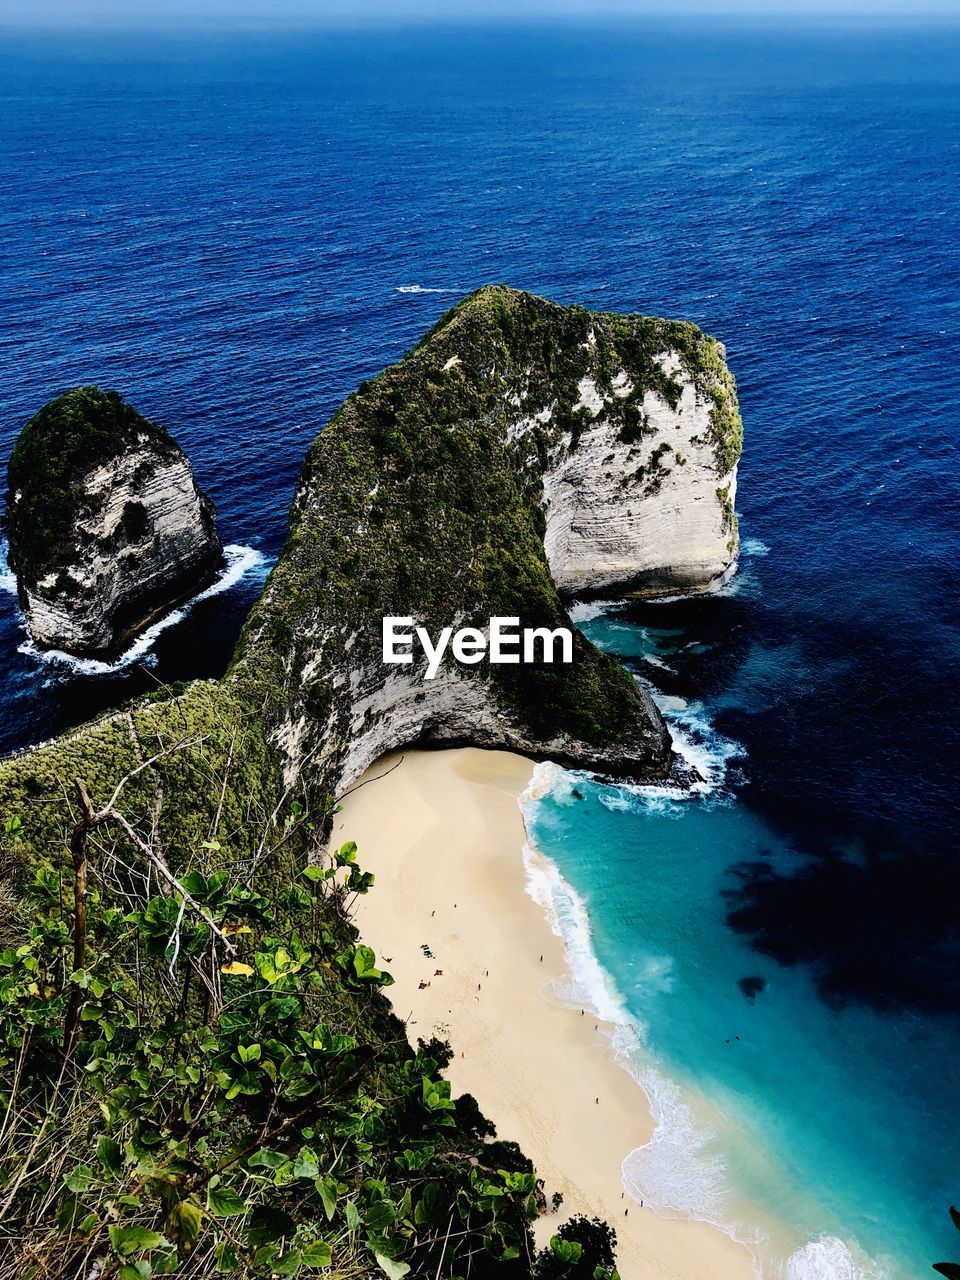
[742,537,771,558]
[519,741,885,1279]
[518,777,743,1237]
[567,598,621,624]
[5,543,268,676]
[651,689,744,795]
[641,652,677,674]
[784,1236,883,1280]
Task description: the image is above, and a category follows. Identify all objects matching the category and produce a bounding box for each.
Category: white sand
[335,748,757,1280]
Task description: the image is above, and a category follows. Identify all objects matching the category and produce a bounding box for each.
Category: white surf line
[6,544,269,676]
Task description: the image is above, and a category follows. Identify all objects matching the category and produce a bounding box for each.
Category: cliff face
[232,286,742,798]
[535,345,739,597]
[5,387,222,658]
[0,288,743,855]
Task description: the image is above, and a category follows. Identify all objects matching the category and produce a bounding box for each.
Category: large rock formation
[0,287,743,873]
[0,289,745,1276]
[231,286,742,796]
[536,342,740,597]
[5,387,222,658]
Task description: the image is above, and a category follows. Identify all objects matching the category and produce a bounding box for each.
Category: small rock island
[5,386,222,658]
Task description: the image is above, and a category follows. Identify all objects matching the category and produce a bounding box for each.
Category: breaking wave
[518,677,884,1280]
[651,689,744,794]
[567,598,622,624]
[8,544,268,676]
[784,1237,883,1280]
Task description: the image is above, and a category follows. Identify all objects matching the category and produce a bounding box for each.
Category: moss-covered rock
[230,285,743,798]
[6,386,222,657]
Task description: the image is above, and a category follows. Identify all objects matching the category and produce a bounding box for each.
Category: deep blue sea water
[1,18,958,1277]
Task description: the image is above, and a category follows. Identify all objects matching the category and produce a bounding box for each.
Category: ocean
[1,17,958,1277]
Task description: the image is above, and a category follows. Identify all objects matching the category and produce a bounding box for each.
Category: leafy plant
[0,788,540,1278]
[534,1216,619,1280]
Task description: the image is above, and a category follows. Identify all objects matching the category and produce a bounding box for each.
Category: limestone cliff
[231,286,741,798]
[5,387,222,658]
[0,288,742,867]
[535,343,740,597]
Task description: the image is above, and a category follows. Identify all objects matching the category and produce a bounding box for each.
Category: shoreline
[335,747,758,1280]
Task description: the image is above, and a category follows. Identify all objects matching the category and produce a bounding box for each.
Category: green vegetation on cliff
[0,682,276,944]
[0,286,744,1278]
[410,285,741,474]
[0,728,552,1278]
[6,388,181,588]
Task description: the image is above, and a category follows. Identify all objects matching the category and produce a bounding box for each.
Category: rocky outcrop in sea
[5,386,222,658]
[232,285,742,796]
[0,287,743,872]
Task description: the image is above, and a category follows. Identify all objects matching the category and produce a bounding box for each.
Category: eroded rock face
[533,348,738,598]
[5,387,222,658]
[233,286,743,797]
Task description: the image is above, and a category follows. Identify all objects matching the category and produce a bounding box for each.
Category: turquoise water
[521,562,955,1280]
[1,22,958,1277]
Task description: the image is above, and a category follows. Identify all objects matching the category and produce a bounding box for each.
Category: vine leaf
[374,1252,410,1280]
[206,1184,248,1218]
[108,1224,165,1256]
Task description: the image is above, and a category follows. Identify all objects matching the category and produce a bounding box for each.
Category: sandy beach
[335,747,757,1280]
